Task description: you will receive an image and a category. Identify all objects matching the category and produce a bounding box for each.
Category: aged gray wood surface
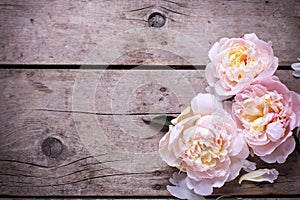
[0,69,299,196]
[0,0,299,65]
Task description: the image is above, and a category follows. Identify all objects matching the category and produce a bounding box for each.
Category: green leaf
[143,115,176,127]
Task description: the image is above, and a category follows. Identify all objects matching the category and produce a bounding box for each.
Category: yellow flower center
[225,44,257,83]
[183,131,225,167]
[228,46,249,69]
[240,91,285,133]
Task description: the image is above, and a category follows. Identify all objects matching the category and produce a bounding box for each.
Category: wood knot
[148,12,166,28]
[41,137,63,158]
[154,170,161,176]
[152,184,161,190]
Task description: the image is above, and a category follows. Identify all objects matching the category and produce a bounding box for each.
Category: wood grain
[0,0,299,65]
[0,69,300,197]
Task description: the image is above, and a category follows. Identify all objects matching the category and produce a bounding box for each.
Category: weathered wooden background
[0,0,300,199]
[0,0,299,65]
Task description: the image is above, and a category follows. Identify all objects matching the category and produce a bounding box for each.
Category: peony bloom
[231,76,300,163]
[205,33,278,98]
[159,93,249,196]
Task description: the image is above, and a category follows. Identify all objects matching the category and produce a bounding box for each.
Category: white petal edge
[292,71,300,78]
[238,169,279,184]
[291,62,300,70]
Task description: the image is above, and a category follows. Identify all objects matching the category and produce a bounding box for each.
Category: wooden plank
[0,69,300,196]
[0,0,299,65]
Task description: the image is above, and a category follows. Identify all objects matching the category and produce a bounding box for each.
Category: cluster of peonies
[159,33,300,199]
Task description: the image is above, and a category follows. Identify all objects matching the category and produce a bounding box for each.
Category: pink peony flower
[231,76,300,163]
[205,33,278,98]
[159,93,249,196]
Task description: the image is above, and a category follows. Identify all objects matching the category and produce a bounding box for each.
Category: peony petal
[249,129,292,157]
[193,181,214,196]
[167,185,204,200]
[260,136,295,164]
[292,71,300,78]
[172,106,194,125]
[205,63,218,87]
[191,93,222,115]
[242,160,257,172]
[291,62,300,70]
[169,124,183,147]
[228,157,242,182]
[169,172,186,185]
[266,121,285,142]
[159,128,180,167]
[239,168,279,184]
[230,133,247,156]
[167,172,205,200]
[214,81,228,98]
[208,41,220,61]
[244,33,259,41]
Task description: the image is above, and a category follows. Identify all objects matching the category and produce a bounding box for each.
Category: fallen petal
[238,169,279,184]
[291,62,300,70]
[242,160,257,172]
[292,71,300,78]
[167,172,206,200]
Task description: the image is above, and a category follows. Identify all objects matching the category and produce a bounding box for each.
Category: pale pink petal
[219,37,229,45]
[169,124,183,146]
[214,81,228,97]
[236,141,250,160]
[193,181,213,196]
[239,169,279,184]
[159,129,180,167]
[191,93,222,115]
[183,126,198,142]
[205,63,218,87]
[258,76,291,99]
[242,160,257,172]
[230,133,247,156]
[186,176,198,189]
[208,41,220,61]
[257,56,278,79]
[227,157,242,182]
[260,136,295,164]
[244,33,259,40]
[249,130,292,157]
[266,121,285,142]
[169,172,186,185]
[167,173,205,200]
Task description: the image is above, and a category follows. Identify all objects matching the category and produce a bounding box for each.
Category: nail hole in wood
[41,137,63,158]
[160,87,167,92]
[148,12,166,28]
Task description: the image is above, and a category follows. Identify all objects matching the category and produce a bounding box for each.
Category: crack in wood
[33,108,180,116]
[159,6,190,16]
[1,172,151,188]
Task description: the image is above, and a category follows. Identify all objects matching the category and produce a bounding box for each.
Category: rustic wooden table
[0,0,299,199]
